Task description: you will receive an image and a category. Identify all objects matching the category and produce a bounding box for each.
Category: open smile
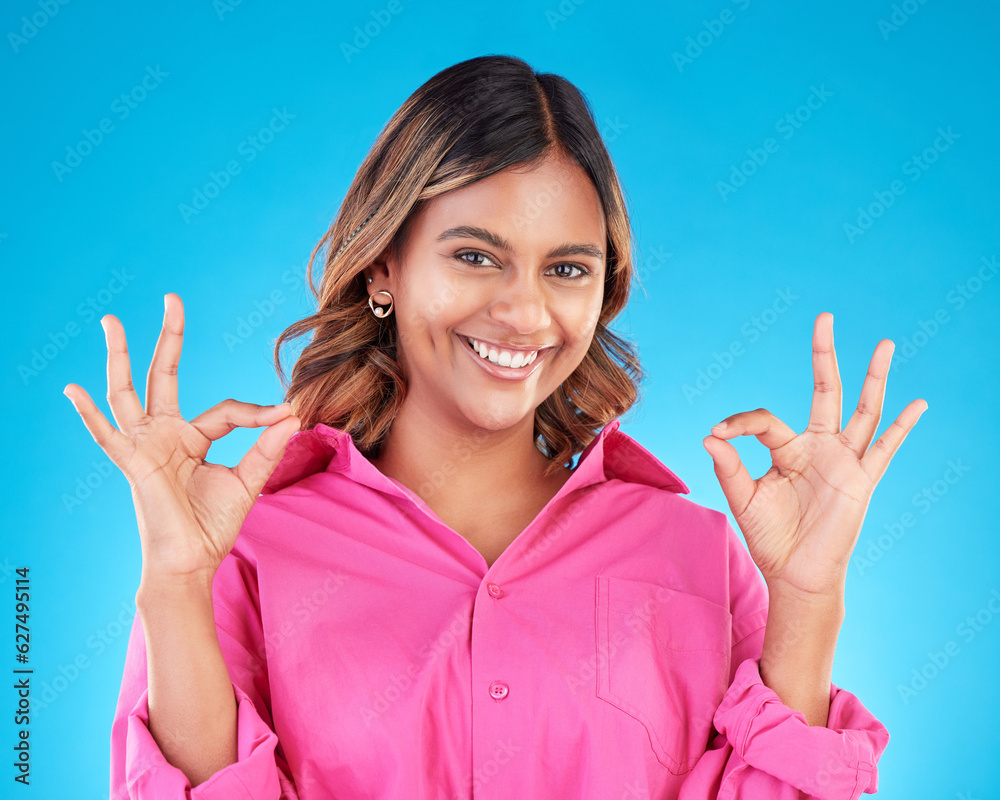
[456,333,554,381]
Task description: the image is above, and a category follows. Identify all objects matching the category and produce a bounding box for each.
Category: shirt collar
[260,417,689,497]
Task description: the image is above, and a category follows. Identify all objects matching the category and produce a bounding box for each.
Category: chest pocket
[595,575,732,775]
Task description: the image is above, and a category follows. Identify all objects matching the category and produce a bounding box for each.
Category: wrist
[767,575,846,613]
[763,583,845,658]
[136,570,216,614]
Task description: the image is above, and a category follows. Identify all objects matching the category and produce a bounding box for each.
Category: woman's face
[369,151,607,434]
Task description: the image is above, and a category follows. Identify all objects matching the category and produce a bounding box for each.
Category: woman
[65,55,924,798]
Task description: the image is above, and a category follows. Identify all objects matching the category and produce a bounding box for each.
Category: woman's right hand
[62,292,301,588]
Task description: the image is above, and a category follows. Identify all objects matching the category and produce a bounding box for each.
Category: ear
[365,241,403,291]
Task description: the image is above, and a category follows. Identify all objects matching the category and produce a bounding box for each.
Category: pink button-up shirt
[110,418,889,799]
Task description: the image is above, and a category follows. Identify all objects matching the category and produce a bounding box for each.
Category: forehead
[409,154,606,249]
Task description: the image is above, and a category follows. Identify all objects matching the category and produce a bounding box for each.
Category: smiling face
[367,150,607,436]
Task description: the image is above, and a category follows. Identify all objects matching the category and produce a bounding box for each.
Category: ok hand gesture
[63,293,300,587]
[703,312,928,601]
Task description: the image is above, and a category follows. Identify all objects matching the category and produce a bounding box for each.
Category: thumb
[703,434,755,517]
[234,415,301,498]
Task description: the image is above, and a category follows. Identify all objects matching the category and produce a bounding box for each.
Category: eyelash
[454,250,591,280]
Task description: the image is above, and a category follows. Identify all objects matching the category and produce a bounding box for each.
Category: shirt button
[487,582,504,599]
[489,681,509,700]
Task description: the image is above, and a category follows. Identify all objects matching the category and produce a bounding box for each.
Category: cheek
[568,302,603,346]
[410,278,464,325]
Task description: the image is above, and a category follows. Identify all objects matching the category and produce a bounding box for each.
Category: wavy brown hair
[272,54,645,477]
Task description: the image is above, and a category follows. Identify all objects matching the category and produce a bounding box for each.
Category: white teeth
[466,337,539,368]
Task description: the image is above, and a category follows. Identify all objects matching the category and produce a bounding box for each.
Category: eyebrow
[435,225,604,262]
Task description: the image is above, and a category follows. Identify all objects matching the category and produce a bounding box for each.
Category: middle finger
[145,293,185,416]
[807,312,843,434]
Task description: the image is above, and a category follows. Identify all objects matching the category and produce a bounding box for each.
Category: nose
[488,270,551,335]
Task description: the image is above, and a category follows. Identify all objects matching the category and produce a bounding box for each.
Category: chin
[459,399,536,433]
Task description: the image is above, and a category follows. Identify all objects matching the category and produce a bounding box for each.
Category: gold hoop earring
[368,290,394,318]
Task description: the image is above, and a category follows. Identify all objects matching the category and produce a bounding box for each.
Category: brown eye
[455,250,497,268]
[455,250,590,280]
[548,263,588,280]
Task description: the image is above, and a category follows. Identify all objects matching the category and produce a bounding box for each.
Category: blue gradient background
[2,1,997,797]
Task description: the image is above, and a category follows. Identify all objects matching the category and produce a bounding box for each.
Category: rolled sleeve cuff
[125,683,282,799]
[713,658,890,800]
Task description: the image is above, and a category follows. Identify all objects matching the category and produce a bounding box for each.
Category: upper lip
[459,334,554,353]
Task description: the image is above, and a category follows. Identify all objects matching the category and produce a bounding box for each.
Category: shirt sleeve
[677,519,889,800]
[109,548,299,799]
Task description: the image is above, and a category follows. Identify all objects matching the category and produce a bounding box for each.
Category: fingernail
[712,421,728,432]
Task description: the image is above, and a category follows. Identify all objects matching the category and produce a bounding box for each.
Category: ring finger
[103,314,146,432]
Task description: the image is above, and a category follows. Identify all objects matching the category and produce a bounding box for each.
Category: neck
[369,399,567,511]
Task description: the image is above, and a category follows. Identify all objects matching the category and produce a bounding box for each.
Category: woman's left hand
[703,312,928,601]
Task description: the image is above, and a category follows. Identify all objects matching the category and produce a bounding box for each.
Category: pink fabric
[109,418,889,799]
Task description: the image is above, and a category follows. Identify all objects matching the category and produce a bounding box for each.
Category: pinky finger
[63,383,131,464]
[860,398,929,484]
